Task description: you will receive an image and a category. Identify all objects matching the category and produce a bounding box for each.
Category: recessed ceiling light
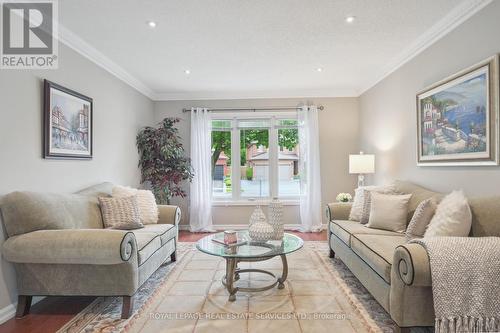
[316,67,323,72]
[184,69,191,75]
[345,16,356,23]
[147,21,157,28]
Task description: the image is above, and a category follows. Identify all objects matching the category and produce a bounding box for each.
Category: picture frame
[43,80,93,159]
[416,55,499,166]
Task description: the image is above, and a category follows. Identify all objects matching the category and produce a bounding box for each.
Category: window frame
[211,111,300,206]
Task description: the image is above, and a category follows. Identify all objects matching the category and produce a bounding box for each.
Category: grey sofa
[0,183,181,319]
[326,180,500,330]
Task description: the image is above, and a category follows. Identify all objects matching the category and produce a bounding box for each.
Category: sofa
[326,180,500,330]
[0,182,181,319]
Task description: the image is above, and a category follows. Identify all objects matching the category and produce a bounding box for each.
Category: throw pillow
[98,195,144,230]
[424,190,471,237]
[112,185,159,224]
[349,185,383,222]
[405,198,437,241]
[366,192,412,233]
[359,186,398,224]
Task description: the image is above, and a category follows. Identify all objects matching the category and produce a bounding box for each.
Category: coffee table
[196,231,303,301]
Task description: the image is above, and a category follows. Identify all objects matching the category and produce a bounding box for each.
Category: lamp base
[357,174,365,188]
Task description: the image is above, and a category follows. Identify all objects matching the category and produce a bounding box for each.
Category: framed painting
[417,55,499,166]
[43,80,93,159]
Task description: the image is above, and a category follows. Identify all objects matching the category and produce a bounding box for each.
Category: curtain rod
[182,106,324,113]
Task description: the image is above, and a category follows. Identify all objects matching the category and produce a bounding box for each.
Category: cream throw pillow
[112,186,159,224]
[98,195,143,230]
[360,186,398,224]
[349,185,390,222]
[405,198,437,241]
[424,190,471,237]
[366,192,412,233]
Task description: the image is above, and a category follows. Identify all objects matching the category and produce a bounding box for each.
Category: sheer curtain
[298,105,323,232]
[189,108,214,232]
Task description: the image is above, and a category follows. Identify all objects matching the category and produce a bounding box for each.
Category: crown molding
[57,25,155,99]
[357,0,493,96]
[153,88,358,101]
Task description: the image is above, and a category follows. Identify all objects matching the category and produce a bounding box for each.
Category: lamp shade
[349,154,375,174]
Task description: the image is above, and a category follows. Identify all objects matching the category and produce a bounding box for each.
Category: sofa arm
[2,229,136,265]
[158,205,181,226]
[325,202,352,221]
[393,243,431,287]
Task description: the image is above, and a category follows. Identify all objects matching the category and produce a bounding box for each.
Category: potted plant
[136,118,193,204]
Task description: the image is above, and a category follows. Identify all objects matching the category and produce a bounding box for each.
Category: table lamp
[349,152,375,187]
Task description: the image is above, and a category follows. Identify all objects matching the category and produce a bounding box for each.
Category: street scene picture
[44,80,93,159]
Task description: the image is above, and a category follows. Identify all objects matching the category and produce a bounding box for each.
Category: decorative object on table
[249,205,266,225]
[224,230,238,244]
[417,55,499,166]
[268,197,284,240]
[136,118,194,204]
[43,80,93,159]
[248,219,274,242]
[349,152,375,187]
[336,193,352,203]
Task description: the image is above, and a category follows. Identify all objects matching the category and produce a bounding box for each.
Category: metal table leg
[225,258,238,301]
[278,254,288,289]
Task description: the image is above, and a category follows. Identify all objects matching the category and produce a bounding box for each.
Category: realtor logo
[1,0,58,69]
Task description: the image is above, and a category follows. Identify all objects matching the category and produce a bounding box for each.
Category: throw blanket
[411,237,500,333]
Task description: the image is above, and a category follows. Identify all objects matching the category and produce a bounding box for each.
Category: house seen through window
[211,114,300,201]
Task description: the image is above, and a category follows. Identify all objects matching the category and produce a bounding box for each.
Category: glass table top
[196,231,304,258]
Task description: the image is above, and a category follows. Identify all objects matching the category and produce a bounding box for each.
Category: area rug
[57,242,400,333]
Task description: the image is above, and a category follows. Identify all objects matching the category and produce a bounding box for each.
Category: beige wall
[154,97,359,227]
[359,1,500,196]
[0,44,154,314]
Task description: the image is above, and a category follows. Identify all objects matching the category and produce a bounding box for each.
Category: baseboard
[178,223,328,231]
[0,296,44,325]
[0,303,15,325]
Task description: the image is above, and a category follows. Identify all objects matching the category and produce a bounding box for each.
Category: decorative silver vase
[268,197,284,240]
[249,205,266,225]
[248,205,274,241]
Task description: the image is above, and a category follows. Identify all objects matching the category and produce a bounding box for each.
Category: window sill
[212,200,300,207]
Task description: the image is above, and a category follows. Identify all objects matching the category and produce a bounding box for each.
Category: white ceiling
[58,0,490,100]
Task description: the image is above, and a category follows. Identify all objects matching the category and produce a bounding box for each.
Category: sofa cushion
[329,220,401,247]
[142,224,176,245]
[392,180,443,222]
[0,191,104,237]
[351,234,406,283]
[133,232,162,266]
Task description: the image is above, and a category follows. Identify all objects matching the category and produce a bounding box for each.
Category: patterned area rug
[57,242,400,333]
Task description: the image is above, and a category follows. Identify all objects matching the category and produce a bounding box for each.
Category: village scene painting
[418,65,491,164]
[44,81,92,159]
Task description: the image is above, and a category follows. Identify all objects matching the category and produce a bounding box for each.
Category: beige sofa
[326,180,500,330]
[0,183,181,319]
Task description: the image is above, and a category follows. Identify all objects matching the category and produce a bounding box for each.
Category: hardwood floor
[0,230,327,332]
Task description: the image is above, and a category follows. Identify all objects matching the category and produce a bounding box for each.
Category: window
[277,119,300,197]
[211,113,300,202]
[211,120,232,198]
